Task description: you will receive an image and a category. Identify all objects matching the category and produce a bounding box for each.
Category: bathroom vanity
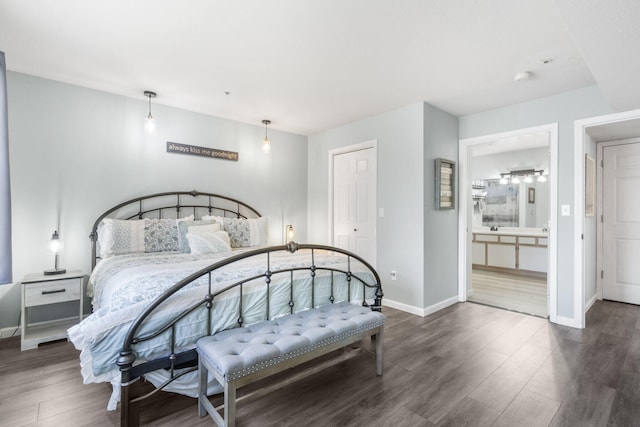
[472,227,547,277]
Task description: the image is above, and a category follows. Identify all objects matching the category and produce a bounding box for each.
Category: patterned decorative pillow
[99,218,181,257]
[144,218,180,253]
[186,231,232,255]
[201,216,269,248]
[98,218,145,257]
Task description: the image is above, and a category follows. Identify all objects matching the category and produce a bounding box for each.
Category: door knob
[354,228,358,232]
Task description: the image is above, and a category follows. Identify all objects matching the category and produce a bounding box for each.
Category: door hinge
[581,234,584,240]
[601,270,604,279]
[601,215,603,223]
[601,159,604,167]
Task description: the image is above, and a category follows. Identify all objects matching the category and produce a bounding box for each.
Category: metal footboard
[116,242,383,426]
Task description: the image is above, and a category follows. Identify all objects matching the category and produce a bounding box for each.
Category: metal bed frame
[87,191,383,426]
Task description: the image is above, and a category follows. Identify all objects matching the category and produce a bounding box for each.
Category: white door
[603,142,640,304]
[332,147,376,265]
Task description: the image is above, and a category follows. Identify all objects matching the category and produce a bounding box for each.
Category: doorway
[458,124,559,322]
[599,141,640,305]
[328,141,377,266]
[575,109,640,329]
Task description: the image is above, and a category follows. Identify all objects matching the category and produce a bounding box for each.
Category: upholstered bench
[196,301,385,427]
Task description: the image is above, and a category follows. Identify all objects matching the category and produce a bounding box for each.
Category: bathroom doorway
[458,124,558,320]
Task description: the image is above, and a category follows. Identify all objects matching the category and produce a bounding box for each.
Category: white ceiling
[0,0,638,136]
[471,132,550,157]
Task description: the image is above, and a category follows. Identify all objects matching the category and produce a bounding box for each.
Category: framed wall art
[435,158,455,210]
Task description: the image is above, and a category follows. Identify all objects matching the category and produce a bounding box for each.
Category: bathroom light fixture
[499,169,545,184]
[262,119,271,154]
[44,230,66,275]
[144,90,157,134]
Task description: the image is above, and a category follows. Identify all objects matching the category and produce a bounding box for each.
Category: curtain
[0,51,12,284]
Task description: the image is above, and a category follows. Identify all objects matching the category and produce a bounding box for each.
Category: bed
[67,190,383,426]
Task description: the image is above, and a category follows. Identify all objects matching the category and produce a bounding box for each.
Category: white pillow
[185,232,231,255]
[187,223,221,235]
[201,216,268,248]
[214,230,231,246]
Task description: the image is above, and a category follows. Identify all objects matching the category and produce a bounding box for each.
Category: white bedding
[68,247,376,409]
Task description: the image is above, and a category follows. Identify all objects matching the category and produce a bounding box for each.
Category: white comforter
[68,248,375,409]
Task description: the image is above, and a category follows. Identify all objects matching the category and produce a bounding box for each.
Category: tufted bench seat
[196,301,385,426]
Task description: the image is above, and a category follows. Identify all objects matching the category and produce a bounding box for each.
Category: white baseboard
[382,299,425,316]
[0,326,20,339]
[383,295,458,317]
[423,296,459,316]
[555,315,583,329]
[585,294,598,312]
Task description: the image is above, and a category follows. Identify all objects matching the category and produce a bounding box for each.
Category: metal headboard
[89,190,261,270]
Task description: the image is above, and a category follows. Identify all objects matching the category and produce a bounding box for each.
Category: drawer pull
[42,289,66,295]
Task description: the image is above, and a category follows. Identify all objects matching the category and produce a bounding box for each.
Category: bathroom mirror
[474,178,548,228]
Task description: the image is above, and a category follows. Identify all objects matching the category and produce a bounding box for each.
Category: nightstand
[21,270,84,351]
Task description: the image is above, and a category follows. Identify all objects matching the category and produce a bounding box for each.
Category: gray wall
[307,102,459,312]
[459,85,613,319]
[423,103,459,307]
[307,103,425,308]
[0,72,308,330]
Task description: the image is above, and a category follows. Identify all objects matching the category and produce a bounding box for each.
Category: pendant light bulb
[144,91,157,134]
[524,175,533,183]
[537,174,547,182]
[145,113,156,134]
[511,176,520,184]
[262,120,271,154]
[499,177,508,185]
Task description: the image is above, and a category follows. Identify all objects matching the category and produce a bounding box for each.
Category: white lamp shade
[262,137,271,153]
[49,238,63,254]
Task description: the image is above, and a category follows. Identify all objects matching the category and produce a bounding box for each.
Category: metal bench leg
[376,327,384,376]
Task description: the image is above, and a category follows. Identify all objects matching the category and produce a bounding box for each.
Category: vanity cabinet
[472,232,547,276]
[487,244,516,269]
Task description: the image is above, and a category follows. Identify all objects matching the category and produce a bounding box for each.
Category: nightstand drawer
[24,278,81,307]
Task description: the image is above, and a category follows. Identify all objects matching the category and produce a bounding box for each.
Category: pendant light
[144,91,157,134]
[262,120,271,153]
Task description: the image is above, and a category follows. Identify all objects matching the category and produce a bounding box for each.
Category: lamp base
[44,268,66,275]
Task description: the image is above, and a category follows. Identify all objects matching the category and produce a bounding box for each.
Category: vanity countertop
[473,227,548,238]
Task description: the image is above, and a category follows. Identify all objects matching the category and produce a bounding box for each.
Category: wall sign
[166,141,238,161]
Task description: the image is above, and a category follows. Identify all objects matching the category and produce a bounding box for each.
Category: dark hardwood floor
[1,299,639,426]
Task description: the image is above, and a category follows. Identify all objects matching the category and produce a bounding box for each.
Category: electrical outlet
[390,270,397,281]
